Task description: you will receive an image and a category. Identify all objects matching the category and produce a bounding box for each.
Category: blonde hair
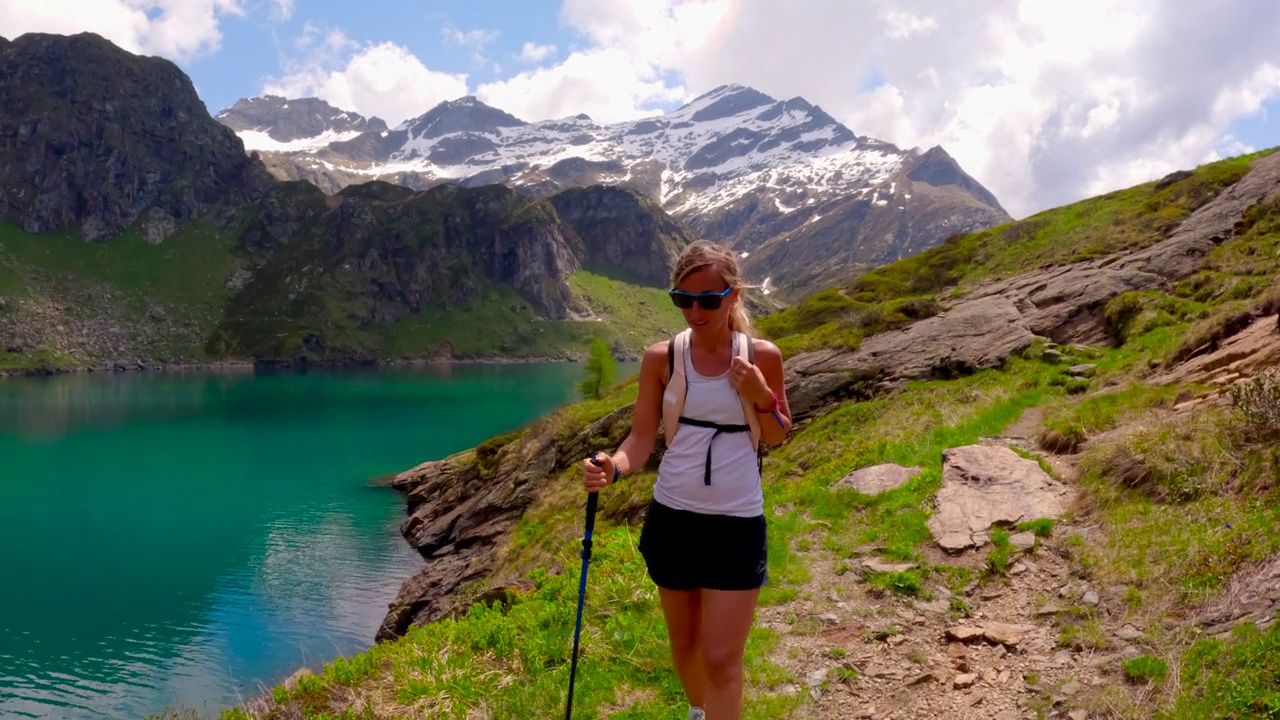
[671,240,755,336]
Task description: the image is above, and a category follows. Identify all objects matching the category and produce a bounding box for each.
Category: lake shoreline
[0,351,642,380]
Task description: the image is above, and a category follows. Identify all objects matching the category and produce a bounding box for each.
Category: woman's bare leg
[659,587,707,709]
[699,588,760,719]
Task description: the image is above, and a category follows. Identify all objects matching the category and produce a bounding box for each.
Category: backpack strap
[662,329,691,445]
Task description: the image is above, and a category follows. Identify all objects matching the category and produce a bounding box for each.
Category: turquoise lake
[0,362,633,719]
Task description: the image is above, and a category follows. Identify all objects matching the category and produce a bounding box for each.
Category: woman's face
[673,265,737,332]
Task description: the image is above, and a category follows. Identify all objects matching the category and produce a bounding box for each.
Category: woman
[582,241,792,720]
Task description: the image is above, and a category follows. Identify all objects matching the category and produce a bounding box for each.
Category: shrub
[1123,655,1168,684]
[1230,369,1280,442]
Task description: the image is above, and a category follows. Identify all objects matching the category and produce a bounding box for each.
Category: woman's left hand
[729,356,771,407]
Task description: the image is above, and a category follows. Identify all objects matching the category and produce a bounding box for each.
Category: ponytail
[729,296,755,337]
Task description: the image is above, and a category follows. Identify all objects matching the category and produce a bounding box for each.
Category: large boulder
[926,445,1072,553]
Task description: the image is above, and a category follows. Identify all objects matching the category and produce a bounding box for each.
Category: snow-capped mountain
[216,95,388,152]
[218,85,1010,299]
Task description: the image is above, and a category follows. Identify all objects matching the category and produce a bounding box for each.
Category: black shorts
[637,499,768,591]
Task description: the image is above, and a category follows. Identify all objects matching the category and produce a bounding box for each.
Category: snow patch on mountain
[239,128,364,153]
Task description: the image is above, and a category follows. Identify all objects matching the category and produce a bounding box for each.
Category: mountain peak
[398,95,527,138]
[216,95,388,146]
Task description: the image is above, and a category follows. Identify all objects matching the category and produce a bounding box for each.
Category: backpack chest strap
[677,416,750,485]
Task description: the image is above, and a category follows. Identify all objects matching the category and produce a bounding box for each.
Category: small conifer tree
[580,337,617,400]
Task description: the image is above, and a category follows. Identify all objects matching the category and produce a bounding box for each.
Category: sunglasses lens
[697,296,723,310]
[670,293,694,309]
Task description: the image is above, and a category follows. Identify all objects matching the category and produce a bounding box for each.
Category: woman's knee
[669,624,701,659]
[701,646,744,686]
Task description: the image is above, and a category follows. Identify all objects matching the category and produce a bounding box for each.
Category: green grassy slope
[0,218,247,369]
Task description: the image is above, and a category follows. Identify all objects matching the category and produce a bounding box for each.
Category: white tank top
[654,336,764,518]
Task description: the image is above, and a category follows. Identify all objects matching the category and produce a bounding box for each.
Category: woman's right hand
[582,452,615,492]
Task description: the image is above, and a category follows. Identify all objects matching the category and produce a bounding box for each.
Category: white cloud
[518,42,556,63]
[883,9,937,39]
[263,36,468,126]
[269,0,293,21]
[476,0,729,123]
[0,0,243,60]
[478,47,684,124]
[442,25,499,68]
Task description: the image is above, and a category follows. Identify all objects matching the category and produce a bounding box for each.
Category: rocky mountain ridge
[219,85,1011,299]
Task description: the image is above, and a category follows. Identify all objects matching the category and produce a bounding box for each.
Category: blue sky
[184,1,577,116]
[3,0,1280,218]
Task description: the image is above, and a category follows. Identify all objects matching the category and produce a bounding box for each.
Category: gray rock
[837,462,922,495]
[983,622,1030,648]
[946,626,985,643]
[1067,363,1097,377]
[906,671,938,686]
[953,673,978,688]
[862,558,918,574]
[927,445,1073,552]
[1081,590,1100,606]
[1009,531,1037,551]
[1116,624,1145,641]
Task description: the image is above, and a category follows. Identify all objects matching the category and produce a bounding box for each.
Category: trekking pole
[564,461,602,720]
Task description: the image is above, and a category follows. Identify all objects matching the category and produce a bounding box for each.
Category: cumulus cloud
[478,47,685,124]
[262,33,469,126]
[475,0,728,123]
[0,0,243,60]
[518,42,556,63]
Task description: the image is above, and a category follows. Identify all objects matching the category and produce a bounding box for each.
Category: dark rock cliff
[550,186,693,286]
[0,32,271,241]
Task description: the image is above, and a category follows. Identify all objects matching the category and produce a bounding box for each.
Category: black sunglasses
[669,287,733,310]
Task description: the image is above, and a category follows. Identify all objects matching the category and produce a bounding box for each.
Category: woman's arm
[748,339,792,447]
[583,340,667,490]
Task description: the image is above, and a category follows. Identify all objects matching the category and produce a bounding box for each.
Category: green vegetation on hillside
[376,271,685,360]
[0,218,247,367]
[760,149,1274,356]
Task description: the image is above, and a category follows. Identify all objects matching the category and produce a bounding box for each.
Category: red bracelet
[754,390,778,414]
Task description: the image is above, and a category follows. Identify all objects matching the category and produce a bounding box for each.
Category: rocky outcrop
[785,295,1037,419]
[1195,552,1280,638]
[377,406,641,640]
[1155,314,1280,387]
[784,150,1280,420]
[926,445,1072,553]
[551,186,693,286]
[0,32,271,240]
